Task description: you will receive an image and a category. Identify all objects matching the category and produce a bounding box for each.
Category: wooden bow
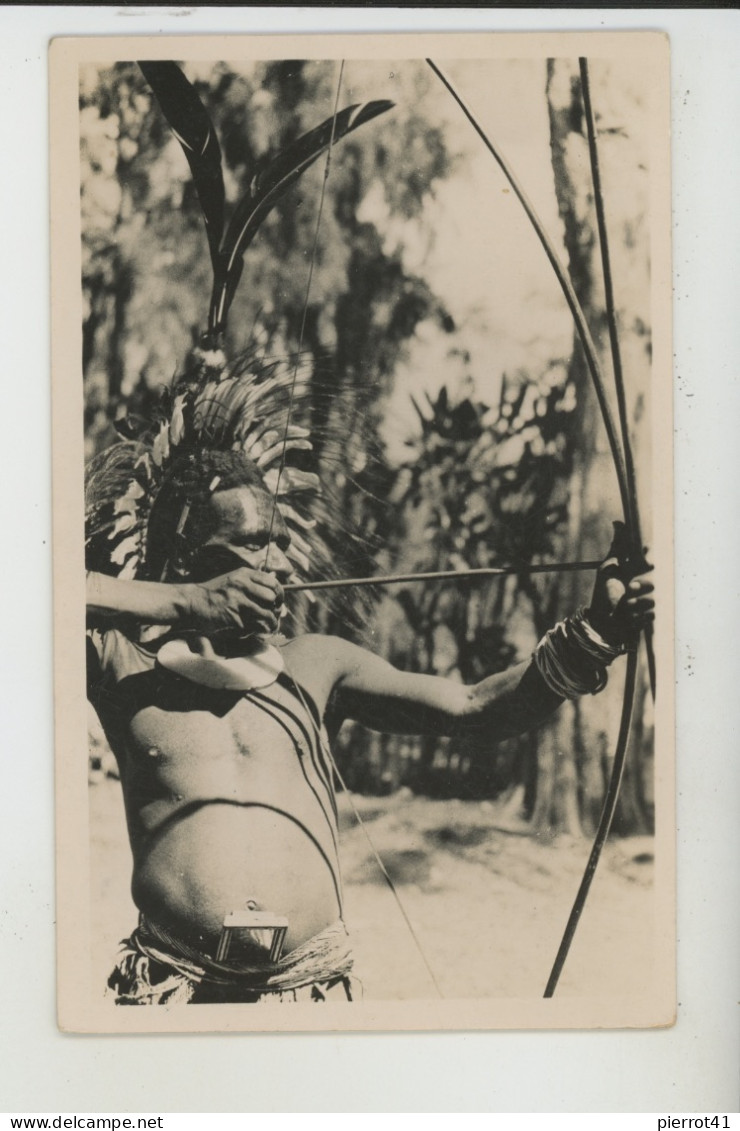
[425,57,655,996]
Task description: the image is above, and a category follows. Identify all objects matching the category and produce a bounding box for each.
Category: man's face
[185,484,294,585]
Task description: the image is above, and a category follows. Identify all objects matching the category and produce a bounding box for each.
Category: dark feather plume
[210,100,395,335]
[139,61,225,271]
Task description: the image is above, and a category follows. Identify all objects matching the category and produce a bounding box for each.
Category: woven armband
[533,608,625,700]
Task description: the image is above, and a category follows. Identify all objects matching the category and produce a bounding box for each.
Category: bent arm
[86,568,283,635]
[86,571,189,628]
[330,638,563,744]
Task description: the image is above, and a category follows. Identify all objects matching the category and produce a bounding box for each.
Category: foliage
[335,368,578,798]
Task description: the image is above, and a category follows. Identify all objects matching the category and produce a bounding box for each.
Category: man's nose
[262,543,293,581]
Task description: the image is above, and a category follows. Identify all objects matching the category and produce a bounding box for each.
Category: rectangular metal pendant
[216,910,289,964]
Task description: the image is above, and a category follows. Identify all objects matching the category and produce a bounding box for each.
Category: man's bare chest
[117,684,335,834]
[124,682,318,769]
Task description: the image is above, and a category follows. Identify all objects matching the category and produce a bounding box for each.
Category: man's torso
[88,629,345,956]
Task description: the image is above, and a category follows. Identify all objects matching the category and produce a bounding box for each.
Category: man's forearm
[462,660,565,743]
[86,571,190,627]
[463,605,628,742]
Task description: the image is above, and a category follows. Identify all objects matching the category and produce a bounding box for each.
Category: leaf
[210,99,395,334]
[107,513,137,540]
[110,533,140,564]
[255,437,312,469]
[114,413,153,440]
[169,393,187,445]
[117,554,141,581]
[286,544,311,573]
[284,525,313,562]
[262,467,320,497]
[277,502,316,531]
[151,421,170,467]
[139,61,225,270]
[113,479,145,515]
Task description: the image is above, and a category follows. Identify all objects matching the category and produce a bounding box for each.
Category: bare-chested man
[87,449,654,1004]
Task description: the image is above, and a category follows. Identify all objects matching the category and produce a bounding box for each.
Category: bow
[542,59,653,996]
[425,58,654,995]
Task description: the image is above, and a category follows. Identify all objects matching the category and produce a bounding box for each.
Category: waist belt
[129,915,354,992]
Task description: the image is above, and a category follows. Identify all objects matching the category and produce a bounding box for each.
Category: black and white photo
[51,31,674,1033]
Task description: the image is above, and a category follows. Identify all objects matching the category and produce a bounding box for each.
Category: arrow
[284,560,602,592]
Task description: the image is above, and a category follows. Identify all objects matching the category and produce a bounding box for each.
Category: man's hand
[586,521,655,648]
[180,567,284,637]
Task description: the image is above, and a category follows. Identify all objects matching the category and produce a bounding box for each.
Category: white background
[1,5,738,1115]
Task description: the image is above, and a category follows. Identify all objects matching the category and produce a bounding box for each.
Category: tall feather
[139,61,225,271]
[209,100,394,336]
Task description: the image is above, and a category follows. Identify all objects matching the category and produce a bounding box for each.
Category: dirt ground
[89,775,655,1002]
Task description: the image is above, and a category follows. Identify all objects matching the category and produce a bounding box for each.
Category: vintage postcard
[51,30,674,1033]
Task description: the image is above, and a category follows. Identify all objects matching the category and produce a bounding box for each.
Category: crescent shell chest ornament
[156,635,285,691]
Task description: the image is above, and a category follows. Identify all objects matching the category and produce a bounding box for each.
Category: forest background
[81,55,654,845]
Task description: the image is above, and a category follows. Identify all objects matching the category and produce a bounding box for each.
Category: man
[87,449,654,1005]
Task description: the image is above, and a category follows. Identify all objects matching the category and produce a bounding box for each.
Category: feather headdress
[85,62,393,590]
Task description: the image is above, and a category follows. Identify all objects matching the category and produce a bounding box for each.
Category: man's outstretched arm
[327,535,654,743]
[86,567,284,636]
[324,642,561,743]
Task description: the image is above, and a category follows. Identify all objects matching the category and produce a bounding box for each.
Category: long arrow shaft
[284,559,601,592]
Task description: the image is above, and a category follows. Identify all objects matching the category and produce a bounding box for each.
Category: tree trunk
[530,59,653,837]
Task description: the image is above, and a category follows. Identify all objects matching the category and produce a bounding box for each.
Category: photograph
[51,30,674,1034]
